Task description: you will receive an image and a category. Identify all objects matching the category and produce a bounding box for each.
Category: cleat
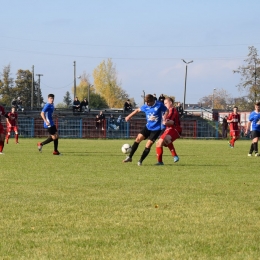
[37,142,43,152]
[123,156,132,163]
[16,142,19,144]
[137,161,142,166]
[0,152,4,155]
[248,153,252,157]
[155,162,164,166]
[6,140,8,144]
[173,156,179,163]
[255,153,259,157]
[228,142,234,148]
[53,151,61,155]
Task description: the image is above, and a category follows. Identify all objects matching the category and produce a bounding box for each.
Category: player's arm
[125,108,141,122]
[40,111,50,127]
[245,121,251,135]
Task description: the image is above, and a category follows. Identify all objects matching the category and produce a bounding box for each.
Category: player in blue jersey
[245,102,260,156]
[123,94,168,165]
[37,94,61,155]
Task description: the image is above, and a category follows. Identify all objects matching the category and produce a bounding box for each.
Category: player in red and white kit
[6,106,19,144]
[227,106,240,148]
[0,104,9,154]
[155,97,182,165]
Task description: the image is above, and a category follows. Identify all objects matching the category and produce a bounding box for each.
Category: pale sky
[1,0,259,106]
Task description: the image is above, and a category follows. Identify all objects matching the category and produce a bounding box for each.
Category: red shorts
[0,123,5,135]
[160,128,180,142]
[230,129,239,137]
[7,126,18,133]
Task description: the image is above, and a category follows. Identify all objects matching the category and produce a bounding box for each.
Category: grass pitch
[0,138,260,259]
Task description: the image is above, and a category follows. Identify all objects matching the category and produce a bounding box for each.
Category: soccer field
[1,139,260,259]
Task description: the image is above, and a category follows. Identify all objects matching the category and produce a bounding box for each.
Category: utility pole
[73,61,76,99]
[31,65,34,110]
[36,74,43,108]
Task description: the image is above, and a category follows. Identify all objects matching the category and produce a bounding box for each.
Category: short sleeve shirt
[140,101,167,131]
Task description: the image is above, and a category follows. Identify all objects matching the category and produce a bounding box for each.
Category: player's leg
[6,127,11,144]
[14,127,19,144]
[229,131,235,147]
[123,127,148,163]
[138,130,161,165]
[156,138,164,164]
[0,126,5,153]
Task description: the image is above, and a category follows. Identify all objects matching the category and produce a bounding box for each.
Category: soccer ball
[121,144,132,154]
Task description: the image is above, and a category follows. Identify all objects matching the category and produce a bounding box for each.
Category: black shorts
[140,126,161,142]
[47,125,58,135]
[251,130,260,139]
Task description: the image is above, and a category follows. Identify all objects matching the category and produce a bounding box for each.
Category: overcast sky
[1,0,259,106]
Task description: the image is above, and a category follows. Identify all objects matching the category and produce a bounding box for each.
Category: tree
[14,69,42,108]
[63,91,72,108]
[234,46,260,104]
[199,89,232,109]
[0,64,14,106]
[93,59,131,108]
[88,92,108,109]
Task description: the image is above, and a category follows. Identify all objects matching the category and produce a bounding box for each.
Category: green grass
[0,138,260,259]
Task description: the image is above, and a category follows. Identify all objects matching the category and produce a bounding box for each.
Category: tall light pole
[31,65,34,110]
[141,90,145,104]
[73,61,76,99]
[212,88,216,109]
[36,74,43,108]
[182,59,193,110]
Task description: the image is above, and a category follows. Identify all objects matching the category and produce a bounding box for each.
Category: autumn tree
[93,58,130,108]
[234,46,260,104]
[199,89,232,109]
[0,64,15,106]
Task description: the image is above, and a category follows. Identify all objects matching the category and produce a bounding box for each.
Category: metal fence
[0,116,232,139]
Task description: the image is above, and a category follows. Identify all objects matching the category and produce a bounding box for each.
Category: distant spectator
[80,98,89,112]
[11,98,17,109]
[176,102,184,118]
[159,94,165,103]
[222,116,228,138]
[108,114,119,130]
[153,94,157,101]
[72,97,80,112]
[17,97,24,111]
[99,111,105,130]
[123,99,132,113]
[95,115,101,130]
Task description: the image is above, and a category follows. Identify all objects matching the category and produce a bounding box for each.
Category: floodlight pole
[73,61,76,99]
[36,74,43,108]
[182,59,193,110]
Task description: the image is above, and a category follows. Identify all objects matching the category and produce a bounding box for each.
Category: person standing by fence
[0,104,9,154]
[222,116,228,138]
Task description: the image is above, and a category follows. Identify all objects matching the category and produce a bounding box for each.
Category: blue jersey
[42,103,55,128]
[249,111,260,132]
[140,101,167,131]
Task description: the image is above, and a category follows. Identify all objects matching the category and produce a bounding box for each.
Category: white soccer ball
[121,144,132,154]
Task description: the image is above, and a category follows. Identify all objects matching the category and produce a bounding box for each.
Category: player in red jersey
[155,97,182,165]
[0,104,9,154]
[6,106,19,144]
[227,106,240,148]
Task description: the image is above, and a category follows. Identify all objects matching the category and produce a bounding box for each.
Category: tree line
[199,46,260,111]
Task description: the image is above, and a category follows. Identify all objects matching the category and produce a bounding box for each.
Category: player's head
[164,97,173,109]
[48,94,55,104]
[145,94,155,106]
[255,102,260,111]
[11,106,16,112]
[233,106,238,113]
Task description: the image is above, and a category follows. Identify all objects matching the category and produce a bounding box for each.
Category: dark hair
[48,94,55,98]
[255,102,260,106]
[233,106,238,109]
[144,94,154,103]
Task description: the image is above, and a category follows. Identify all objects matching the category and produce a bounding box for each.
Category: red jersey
[0,105,6,122]
[165,107,182,134]
[227,112,240,131]
[7,112,18,126]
